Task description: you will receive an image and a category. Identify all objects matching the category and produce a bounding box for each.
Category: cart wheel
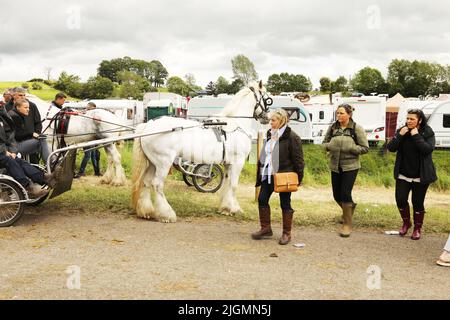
[0,179,26,227]
[182,173,194,187]
[192,164,224,193]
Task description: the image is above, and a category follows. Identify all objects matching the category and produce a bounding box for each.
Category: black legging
[395,179,429,212]
[258,177,293,211]
[331,168,359,204]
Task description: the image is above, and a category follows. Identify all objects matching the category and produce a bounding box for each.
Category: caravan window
[283,108,307,123]
[319,111,324,120]
[127,109,133,120]
[443,114,450,128]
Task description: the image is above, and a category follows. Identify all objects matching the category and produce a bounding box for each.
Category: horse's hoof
[230,208,242,215]
[160,216,177,223]
[220,208,232,216]
[111,180,125,187]
[137,213,153,220]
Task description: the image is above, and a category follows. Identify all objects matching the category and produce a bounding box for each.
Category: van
[187,95,313,142]
[335,96,386,145]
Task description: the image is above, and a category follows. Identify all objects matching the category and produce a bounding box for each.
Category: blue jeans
[258,176,293,211]
[0,153,44,187]
[17,138,50,163]
[79,148,100,175]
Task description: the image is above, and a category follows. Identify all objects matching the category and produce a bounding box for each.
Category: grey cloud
[0,0,449,86]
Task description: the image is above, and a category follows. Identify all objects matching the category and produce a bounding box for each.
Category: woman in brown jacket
[252,109,305,245]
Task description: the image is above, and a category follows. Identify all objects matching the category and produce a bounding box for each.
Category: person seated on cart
[8,99,51,164]
[0,106,56,198]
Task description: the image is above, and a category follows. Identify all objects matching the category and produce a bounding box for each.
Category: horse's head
[248,80,272,125]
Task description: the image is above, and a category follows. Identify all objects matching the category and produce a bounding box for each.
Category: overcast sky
[1,0,449,88]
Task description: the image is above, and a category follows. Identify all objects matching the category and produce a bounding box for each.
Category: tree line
[45,54,449,100]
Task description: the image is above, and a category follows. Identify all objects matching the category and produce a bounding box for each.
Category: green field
[0,81,76,102]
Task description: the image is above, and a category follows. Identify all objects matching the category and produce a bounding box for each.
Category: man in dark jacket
[0,106,53,198]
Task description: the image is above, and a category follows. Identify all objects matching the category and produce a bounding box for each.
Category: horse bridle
[249,86,272,121]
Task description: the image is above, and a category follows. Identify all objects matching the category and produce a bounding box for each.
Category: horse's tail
[131,123,149,211]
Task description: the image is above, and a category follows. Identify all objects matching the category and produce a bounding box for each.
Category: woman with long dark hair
[387,109,437,240]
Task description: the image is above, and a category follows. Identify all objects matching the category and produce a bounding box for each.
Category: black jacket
[0,108,18,155]
[7,99,42,142]
[256,126,305,187]
[387,125,437,185]
[8,109,34,141]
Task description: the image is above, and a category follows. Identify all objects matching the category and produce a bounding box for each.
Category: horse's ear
[259,80,263,89]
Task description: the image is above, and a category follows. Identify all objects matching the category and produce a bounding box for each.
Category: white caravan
[187,95,313,142]
[143,92,187,117]
[64,99,144,126]
[335,96,386,144]
[303,103,336,144]
[427,101,450,148]
[396,100,436,131]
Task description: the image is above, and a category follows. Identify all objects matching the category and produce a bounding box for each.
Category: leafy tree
[205,81,217,96]
[166,76,190,96]
[331,76,349,93]
[267,74,283,94]
[215,76,230,94]
[351,67,386,95]
[231,54,258,85]
[83,76,114,99]
[97,57,168,87]
[117,71,150,100]
[54,71,81,92]
[226,79,245,94]
[266,73,312,93]
[319,77,332,92]
[387,59,412,96]
[148,60,169,87]
[184,73,202,95]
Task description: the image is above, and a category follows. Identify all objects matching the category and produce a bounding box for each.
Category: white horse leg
[136,162,156,220]
[103,144,126,186]
[150,157,177,223]
[219,164,234,215]
[100,150,114,184]
[109,144,127,186]
[228,160,245,214]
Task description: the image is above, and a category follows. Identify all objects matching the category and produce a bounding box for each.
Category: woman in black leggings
[387,109,437,240]
[323,104,369,237]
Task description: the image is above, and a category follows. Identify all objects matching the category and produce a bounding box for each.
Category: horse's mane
[218,86,252,117]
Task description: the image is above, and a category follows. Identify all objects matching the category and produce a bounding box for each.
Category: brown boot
[26,183,48,199]
[340,202,354,238]
[279,209,294,245]
[339,202,356,224]
[251,206,273,240]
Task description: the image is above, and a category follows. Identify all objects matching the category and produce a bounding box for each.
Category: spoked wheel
[0,179,26,227]
[182,174,194,187]
[192,164,224,193]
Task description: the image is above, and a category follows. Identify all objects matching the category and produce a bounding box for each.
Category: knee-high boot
[251,206,273,240]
